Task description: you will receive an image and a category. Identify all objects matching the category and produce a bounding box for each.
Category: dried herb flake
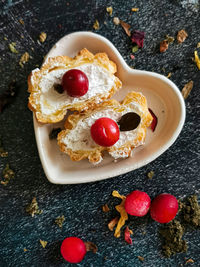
[102,204,110,212]
[147,170,154,179]
[177,29,188,44]
[39,32,47,43]
[9,42,18,53]
[181,81,193,99]
[19,52,30,68]
[194,50,200,70]
[26,197,43,217]
[40,239,47,248]
[84,241,98,253]
[1,163,15,185]
[106,6,113,16]
[55,215,65,228]
[93,20,100,30]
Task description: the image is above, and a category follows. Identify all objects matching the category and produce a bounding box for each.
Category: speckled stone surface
[0,0,200,266]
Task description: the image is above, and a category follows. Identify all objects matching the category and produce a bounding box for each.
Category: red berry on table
[60,237,86,263]
[91,117,120,147]
[150,193,178,223]
[62,69,89,97]
[124,190,151,216]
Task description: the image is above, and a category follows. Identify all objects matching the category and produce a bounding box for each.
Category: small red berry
[91,117,120,147]
[124,190,151,216]
[60,237,86,263]
[62,69,89,97]
[150,193,178,223]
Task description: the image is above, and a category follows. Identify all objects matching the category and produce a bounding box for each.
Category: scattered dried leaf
[93,20,99,30]
[26,197,43,217]
[138,256,145,262]
[40,240,47,248]
[19,52,30,68]
[102,204,110,212]
[0,137,8,157]
[194,50,200,70]
[147,170,154,179]
[49,128,62,140]
[106,6,113,16]
[1,163,15,185]
[131,8,139,12]
[19,19,24,25]
[108,217,119,231]
[24,248,27,252]
[131,30,145,48]
[55,215,65,228]
[84,241,98,253]
[181,81,193,99]
[177,29,188,44]
[9,42,18,53]
[112,191,128,238]
[148,108,158,132]
[197,42,200,48]
[0,80,19,113]
[120,20,131,37]
[39,32,47,43]
[124,226,133,244]
[113,17,120,25]
[185,258,194,264]
[4,36,8,40]
[160,40,169,53]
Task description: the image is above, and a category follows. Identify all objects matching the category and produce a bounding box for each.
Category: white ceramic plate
[33,31,185,184]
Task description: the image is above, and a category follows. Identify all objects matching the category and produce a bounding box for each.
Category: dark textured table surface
[0,0,200,266]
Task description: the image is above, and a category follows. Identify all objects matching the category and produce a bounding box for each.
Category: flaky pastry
[28,48,122,123]
[57,91,153,164]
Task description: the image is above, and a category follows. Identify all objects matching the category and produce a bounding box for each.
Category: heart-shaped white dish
[33,31,185,184]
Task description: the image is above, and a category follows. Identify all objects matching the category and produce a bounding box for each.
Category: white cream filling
[61,103,145,160]
[36,64,116,115]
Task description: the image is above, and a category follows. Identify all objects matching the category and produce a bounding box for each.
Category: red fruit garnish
[91,117,120,147]
[60,237,86,263]
[150,193,179,223]
[124,190,151,217]
[62,69,89,97]
[148,108,158,132]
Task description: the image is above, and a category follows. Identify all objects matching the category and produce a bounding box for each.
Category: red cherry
[91,117,120,147]
[124,190,151,216]
[62,69,89,97]
[60,237,86,263]
[150,193,178,223]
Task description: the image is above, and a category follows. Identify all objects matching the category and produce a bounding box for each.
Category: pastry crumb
[113,17,120,25]
[19,52,30,68]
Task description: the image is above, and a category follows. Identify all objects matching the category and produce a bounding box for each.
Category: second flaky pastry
[58,92,153,164]
[28,48,122,123]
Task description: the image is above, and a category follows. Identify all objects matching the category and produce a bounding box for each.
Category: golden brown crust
[28,48,122,123]
[57,92,153,164]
